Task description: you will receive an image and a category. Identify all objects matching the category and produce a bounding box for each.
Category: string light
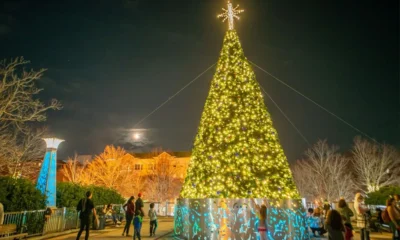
[180,28,300,199]
[217,1,244,30]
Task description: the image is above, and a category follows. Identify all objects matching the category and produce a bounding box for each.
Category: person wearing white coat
[354,193,370,240]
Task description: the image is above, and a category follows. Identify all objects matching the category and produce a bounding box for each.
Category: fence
[143,202,175,217]
[43,207,80,235]
[3,210,46,236]
[2,202,173,238]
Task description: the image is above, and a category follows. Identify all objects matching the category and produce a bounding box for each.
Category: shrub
[25,211,46,235]
[0,176,46,212]
[365,186,400,205]
[57,182,125,208]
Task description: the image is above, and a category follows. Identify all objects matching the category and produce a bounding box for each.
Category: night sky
[1,0,398,161]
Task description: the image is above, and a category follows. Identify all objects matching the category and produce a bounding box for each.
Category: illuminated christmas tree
[180,1,299,199]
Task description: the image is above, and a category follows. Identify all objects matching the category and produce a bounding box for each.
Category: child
[251,199,267,240]
[133,210,143,240]
[309,208,327,237]
[148,203,158,237]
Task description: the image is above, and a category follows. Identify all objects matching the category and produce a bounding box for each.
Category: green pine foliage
[365,186,400,205]
[56,182,125,208]
[180,30,299,199]
[0,176,46,212]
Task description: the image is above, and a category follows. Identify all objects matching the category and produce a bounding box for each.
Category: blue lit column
[36,138,64,207]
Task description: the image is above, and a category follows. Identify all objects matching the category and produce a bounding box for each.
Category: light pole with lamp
[36,138,64,207]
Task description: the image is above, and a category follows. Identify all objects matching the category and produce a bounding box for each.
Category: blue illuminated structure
[174,198,309,239]
[36,138,64,207]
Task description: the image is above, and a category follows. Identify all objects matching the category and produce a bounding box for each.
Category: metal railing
[4,206,99,237]
[2,202,174,237]
[43,208,78,234]
[3,210,46,236]
[144,202,175,217]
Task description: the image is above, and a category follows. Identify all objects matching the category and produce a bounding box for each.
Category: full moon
[133,133,141,140]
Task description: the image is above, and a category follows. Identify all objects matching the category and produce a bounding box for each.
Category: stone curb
[29,224,126,240]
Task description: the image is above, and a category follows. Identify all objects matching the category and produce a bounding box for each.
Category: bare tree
[0,131,14,174]
[61,153,86,183]
[144,151,184,202]
[121,171,146,198]
[0,127,46,179]
[0,57,61,179]
[326,154,355,200]
[292,140,355,202]
[0,57,61,131]
[81,145,135,194]
[291,160,318,201]
[351,136,400,193]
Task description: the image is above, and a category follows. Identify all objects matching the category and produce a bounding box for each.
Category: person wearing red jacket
[122,196,135,236]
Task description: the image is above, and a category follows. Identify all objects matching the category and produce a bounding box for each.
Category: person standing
[76,191,96,240]
[323,199,332,218]
[354,193,370,240]
[0,201,4,225]
[387,198,400,240]
[251,199,268,240]
[325,210,345,240]
[133,210,143,240]
[122,196,135,236]
[148,203,158,237]
[337,199,354,230]
[394,194,400,212]
[135,193,144,217]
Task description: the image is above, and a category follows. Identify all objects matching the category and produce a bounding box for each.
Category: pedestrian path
[31,218,393,240]
[146,230,394,240]
[33,217,174,240]
[309,231,392,240]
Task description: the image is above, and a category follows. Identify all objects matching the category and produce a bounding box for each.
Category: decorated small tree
[180,1,299,199]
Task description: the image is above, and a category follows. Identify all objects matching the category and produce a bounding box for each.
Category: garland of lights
[180,1,300,199]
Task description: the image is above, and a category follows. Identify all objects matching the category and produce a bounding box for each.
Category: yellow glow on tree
[180,30,300,199]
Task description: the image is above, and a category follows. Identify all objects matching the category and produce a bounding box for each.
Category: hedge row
[364,186,400,205]
[0,177,125,212]
[0,177,46,212]
[56,182,125,208]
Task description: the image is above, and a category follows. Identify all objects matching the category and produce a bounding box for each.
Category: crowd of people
[307,199,354,240]
[69,190,400,240]
[75,192,158,240]
[1,190,399,240]
[1,189,391,240]
[305,193,400,240]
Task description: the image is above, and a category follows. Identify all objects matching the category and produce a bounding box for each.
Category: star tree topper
[218,1,244,30]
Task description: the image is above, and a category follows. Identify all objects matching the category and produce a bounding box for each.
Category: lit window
[148,164,156,170]
[134,164,143,170]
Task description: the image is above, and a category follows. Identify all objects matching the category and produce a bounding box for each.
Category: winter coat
[337,206,354,225]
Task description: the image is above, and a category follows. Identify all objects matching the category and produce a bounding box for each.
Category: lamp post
[36,138,64,207]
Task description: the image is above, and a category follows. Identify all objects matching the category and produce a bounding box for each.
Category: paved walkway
[143,230,394,240]
[32,218,394,240]
[35,217,174,240]
[310,231,392,240]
